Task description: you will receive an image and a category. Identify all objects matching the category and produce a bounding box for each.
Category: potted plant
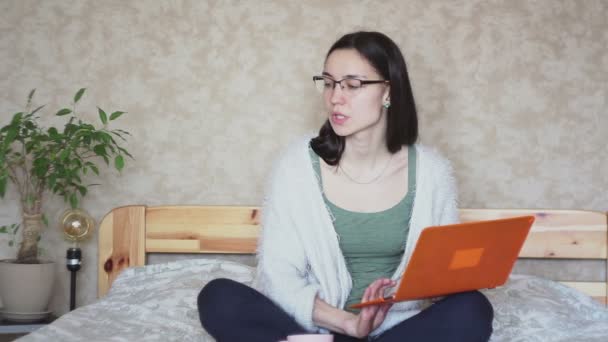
[0,88,132,319]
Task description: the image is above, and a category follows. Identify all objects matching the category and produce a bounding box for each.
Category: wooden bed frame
[97,206,608,306]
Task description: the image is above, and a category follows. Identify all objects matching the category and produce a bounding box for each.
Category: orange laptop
[351,215,535,309]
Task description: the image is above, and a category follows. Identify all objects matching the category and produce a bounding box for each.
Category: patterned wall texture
[1,0,606,315]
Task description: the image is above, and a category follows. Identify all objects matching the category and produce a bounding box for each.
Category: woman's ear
[382,89,392,109]
[382,86,391,103]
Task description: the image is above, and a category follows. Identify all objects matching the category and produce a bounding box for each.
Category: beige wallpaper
[0,0,606,316]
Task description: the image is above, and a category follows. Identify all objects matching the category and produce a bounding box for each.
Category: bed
[18,206,608,341]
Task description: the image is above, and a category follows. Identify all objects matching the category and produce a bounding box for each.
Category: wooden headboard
[97,206,608,306]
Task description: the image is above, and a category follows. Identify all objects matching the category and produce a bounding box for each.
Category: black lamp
[60,208,95,311]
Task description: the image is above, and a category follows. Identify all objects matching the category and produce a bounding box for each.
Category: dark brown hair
[310,31,419,165]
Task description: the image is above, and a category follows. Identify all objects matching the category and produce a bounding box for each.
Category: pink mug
[287,334,334,342]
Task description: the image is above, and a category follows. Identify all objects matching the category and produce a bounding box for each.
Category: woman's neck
[342,131,391,171]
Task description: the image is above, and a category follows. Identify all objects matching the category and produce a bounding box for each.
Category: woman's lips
[331,112,349,125]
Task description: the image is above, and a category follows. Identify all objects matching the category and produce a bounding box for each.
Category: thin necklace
[338,153,394,185]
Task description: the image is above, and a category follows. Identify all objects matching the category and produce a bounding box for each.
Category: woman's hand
[343,278,395,338]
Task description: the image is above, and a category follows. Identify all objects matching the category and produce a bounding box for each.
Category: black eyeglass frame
[312,75,389,90]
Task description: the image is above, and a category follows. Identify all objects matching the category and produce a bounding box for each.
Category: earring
[383,101,391,109]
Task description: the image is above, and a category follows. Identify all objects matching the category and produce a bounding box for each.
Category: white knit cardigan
[254,135,459,337]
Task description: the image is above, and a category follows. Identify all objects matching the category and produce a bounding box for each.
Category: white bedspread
[19,259,608,341]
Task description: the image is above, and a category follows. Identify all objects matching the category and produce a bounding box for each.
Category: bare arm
[312,297,355,334]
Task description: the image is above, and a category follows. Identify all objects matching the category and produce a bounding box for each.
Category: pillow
[109,258,255,297]
[484,274,608,341]
[23,258,254,342]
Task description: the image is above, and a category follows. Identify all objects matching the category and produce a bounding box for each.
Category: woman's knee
[198,278,244,326]
[199,278,237,305]
[448,291,494,338]
[454,291,493,321]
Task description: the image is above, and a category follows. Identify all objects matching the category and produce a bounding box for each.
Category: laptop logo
[449,247,485,270]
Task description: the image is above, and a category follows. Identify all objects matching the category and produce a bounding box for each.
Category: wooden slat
[146,206,260,225]
[460,209,607,259]
[97,205,146,298]
[97,206,608,302]
[146,224,259,253]
[140,207,606,258]
[145,206,260,254]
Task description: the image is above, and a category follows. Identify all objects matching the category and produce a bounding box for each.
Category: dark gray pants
[198,278,493,342]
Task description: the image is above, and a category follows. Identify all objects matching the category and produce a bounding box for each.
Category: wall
[0,0,606,316]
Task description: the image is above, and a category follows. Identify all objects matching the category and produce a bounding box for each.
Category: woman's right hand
[343,278,395,338]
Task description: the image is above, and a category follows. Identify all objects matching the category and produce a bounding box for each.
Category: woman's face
[322,48,390,137]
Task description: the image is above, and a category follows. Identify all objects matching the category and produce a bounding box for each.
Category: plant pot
[0,259,55,322]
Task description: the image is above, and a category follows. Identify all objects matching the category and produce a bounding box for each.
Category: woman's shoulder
[414,143,452,166]
[413,143,455,180]
[273,133,316,164]
[267,133,316,179]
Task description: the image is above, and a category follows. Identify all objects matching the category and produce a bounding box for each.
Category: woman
[198,31,493,342]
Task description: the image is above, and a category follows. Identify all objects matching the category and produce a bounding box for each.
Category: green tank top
[309,145,417,311]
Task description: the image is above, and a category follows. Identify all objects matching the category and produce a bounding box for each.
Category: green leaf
[109,111,125,121]
[0,175,6,197]
[110,131,127,142]
[25,141,36,154]
[56,108,72,116]
[48,127,60,139]
[117,147,133,159]
[69,193,78,209]
[24,120,36,130]
[98,107,108,124]
[4,127,18,148]
[34,165,47,178]
[81,123,94,131]
[42,214,49,227]
[89,164,99,175]
[93,144,106,156]
[74,88,86,103]
[99,132,112,143]
[48,175,57,189]
[114,155,125,171]
[59,148,70,161]
[64,123,77,136]
[77,185,87,196]
[28,89,36,104]
[33,157,50,168]
[0,226,7,233]
[10,112,23,125]
[31,105,45,115]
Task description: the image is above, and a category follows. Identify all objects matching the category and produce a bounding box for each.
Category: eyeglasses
[313,75,388,97]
